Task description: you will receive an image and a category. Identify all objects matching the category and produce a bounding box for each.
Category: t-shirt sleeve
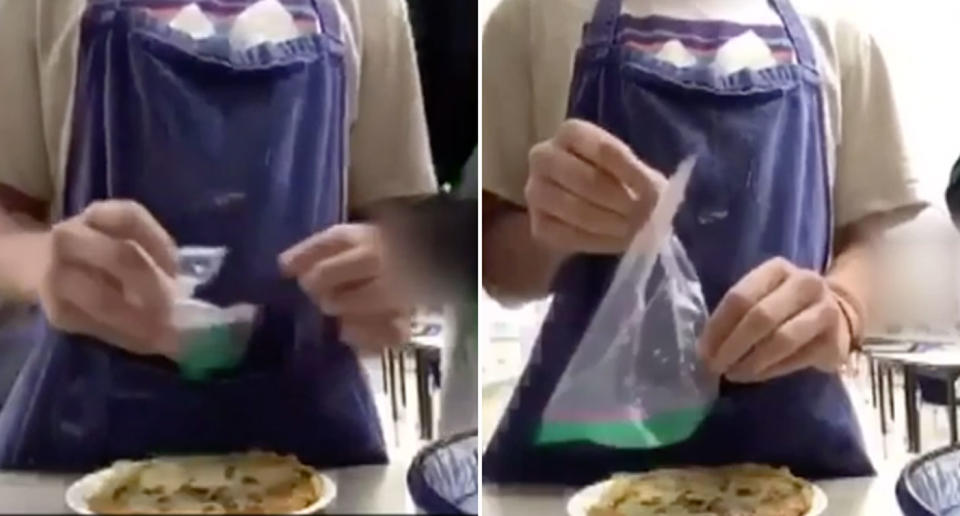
[832,20,925,228]
[0,0,54,202]
[347,0,437,210]
[481,0,534,207]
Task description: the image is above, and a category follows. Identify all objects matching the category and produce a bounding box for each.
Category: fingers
[51,222,173,314]
[285,223,409,313]
[279,225,368,277]
[296,244,382,296]
[44,266,173,354]
[84,200,177,275]
[525,174,630,238]
[706,264,825,373]
[286,224,406,316]
[700,258,793,368]
[725,299,837,382]
[530,212,626,254]
[745,333,837,383]
[553,119,662,196]
[303,276,406,317]
[703,258,851,384]
[525,120,667,255]
[40,200,178,357]
[528,140,636,216]
[283,224,415,355]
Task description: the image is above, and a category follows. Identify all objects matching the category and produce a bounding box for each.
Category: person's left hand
[279,224,412,352]
[699,257,851,383]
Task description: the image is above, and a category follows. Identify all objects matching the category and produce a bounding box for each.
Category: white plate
[567,478,828,516]
[65,462,337,515]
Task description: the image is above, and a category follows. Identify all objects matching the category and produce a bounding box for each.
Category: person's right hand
[40,200,180,358]
[525,119,665,255]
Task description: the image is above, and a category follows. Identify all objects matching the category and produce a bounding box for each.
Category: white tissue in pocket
[169,4,215,40]
[229,0,300,51]
[714,30,778,75]
[656,39,698,68]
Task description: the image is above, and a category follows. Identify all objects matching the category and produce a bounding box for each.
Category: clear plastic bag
[175,246,228,297]
[536,157,718,449]
[171,247,258,380]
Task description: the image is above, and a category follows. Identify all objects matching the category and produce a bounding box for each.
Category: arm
[826,20,927,346]
[0,0,54,303]
[826,210,920,349]
[481,1,660,304]
[480,0,556,303]
[0,187,51,303]
[0,2,215,358]
[347,0,436,210]
[482,194,567,304]
[699,21,926,382]
[282,0,437,352]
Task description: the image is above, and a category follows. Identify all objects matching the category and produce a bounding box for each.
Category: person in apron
[0,0,436,471]
[482,0,925,484]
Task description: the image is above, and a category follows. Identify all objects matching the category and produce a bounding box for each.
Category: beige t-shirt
[0,0,437,219]
[482,0,924,229]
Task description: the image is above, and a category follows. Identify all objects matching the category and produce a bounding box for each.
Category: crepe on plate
[86,451,323,514]
[588,463,814,516]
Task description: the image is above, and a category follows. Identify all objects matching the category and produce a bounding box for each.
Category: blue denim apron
[0,0,387,471]
[483,0,873,485]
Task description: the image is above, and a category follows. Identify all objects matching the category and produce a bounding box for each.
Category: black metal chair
[383,322,443,441]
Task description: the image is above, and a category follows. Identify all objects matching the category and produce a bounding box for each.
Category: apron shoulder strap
[584,0,621,44]
[769,0,817,71]
[310,0,342,42]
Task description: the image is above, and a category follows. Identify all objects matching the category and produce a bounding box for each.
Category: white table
[0,461,420,514]
[482,460,909,516]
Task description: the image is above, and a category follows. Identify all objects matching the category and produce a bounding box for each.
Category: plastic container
[896,443,960,515]
[173,299,257,380]
[407,431,478,515]
[171,246,258,380]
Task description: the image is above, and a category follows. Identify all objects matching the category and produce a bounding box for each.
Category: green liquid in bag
[178,325,245,381]
[535,406,710,449]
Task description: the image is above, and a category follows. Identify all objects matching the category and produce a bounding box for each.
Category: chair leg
[948,377,958,445]
[887,368,895,421]
[380,351,389,393]
[399,351,407,407]
[423,356,434,442]
[878,364,887,436]
[415,349,430,440]
[388,350,398,424]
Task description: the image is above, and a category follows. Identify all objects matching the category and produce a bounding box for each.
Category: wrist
[827,280,864,352]
[0,230,52,303]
